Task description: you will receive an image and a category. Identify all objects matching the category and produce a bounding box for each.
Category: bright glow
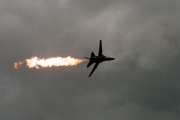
[14,56,84,69]
[26,56,83,68]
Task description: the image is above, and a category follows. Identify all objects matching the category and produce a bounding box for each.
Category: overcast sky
[0,0,180,120]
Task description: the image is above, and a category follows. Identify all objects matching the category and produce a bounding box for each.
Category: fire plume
[14,56,84,69]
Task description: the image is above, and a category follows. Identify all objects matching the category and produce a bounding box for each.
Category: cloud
[0,0,179,120]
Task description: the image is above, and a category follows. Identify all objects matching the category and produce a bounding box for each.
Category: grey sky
[0,0,180,120]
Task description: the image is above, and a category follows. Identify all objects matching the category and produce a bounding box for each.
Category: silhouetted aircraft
[85,40,115,77]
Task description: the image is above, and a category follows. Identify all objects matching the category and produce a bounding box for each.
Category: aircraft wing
[89,63,99,77]
[98,40,103,56]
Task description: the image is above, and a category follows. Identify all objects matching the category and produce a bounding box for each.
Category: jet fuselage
[85,40,115,77]
[90,56,115,63]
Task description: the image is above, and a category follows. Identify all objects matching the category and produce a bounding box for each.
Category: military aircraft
[85,40,115,77]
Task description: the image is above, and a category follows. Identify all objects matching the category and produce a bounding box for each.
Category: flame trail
[14,56,84,69]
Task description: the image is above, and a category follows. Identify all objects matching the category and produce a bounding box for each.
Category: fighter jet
[85,40,115,77]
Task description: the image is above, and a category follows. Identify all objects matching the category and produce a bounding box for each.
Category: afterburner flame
[14,56,84,69]
[26,56,83,68]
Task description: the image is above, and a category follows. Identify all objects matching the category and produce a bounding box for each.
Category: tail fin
[98,40,103,56]
[91,52,96,57]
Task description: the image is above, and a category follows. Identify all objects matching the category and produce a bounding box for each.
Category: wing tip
[88,74,91,77]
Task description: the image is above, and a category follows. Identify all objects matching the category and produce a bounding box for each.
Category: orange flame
[14,62,19,69]
[14,62,23,69]
[14,56,83,69]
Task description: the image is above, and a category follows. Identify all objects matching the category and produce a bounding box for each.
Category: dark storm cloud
[0,0,180,120]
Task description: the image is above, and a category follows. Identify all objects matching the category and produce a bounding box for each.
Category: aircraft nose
[110,58,115,60]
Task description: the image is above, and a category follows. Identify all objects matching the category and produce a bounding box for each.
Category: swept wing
[89,63,99,77]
